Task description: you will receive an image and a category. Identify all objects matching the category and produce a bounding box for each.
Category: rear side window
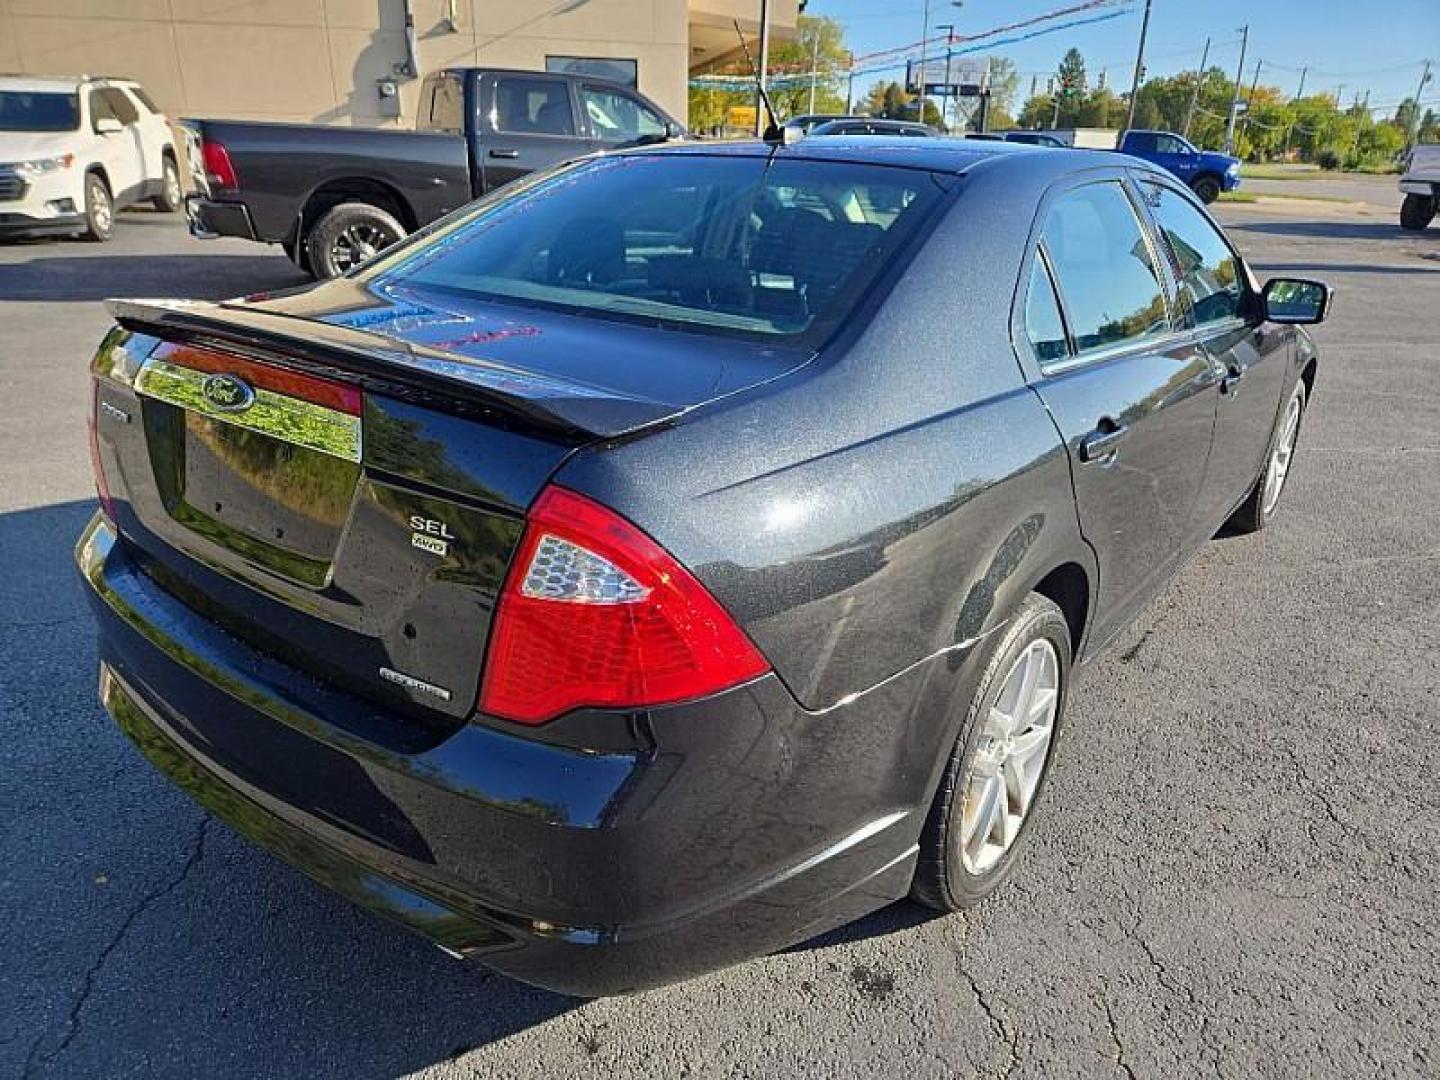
[494,78,574,136]
[1024,255,1069,364]
[419,74,464,134]
[1142,182,1245,327]
[1041,182,1170,355]
[99,87,139,125]
[126,85,160,113]
[371,154,951,343]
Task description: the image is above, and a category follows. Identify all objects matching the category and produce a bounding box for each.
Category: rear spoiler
[106,298,681,440]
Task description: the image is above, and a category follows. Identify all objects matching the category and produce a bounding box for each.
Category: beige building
[0,0,796,127]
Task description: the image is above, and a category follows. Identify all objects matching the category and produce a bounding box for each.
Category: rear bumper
[185,194,257,241]
[77,514,919,995]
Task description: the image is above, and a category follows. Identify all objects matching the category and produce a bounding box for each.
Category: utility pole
[846,55,856,114]
[807,27,821,115]
[1029,73,1038,101]
[1182,36,1210,139]
[754,0,771,137]
[917,0,932,127]
[1124,0,1153,132]
[1224,25,1248,155]
[1407,60,1434,150]
[1242,58,1261,138]
[936,23,956,131]
[1335,84,1345,108]
[1283,67,1307,158]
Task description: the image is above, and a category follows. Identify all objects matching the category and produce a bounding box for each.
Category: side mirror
[663,120,684,141]
[94,117,123,135]
[1262,277,1333,324]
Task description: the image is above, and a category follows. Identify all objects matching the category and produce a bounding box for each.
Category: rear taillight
[201,140,238,191]
[480,486,769,725]
[88,380,117,522]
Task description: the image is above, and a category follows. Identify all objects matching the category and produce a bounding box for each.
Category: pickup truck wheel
[911,592,1071,912]
[1191,174,1222,204]
[82,172,114,241]
[151,154,182,213]
[306,202,406,279]
[1400,193,1436,231]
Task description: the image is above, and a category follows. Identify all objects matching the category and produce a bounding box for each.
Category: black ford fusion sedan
[79,138,1329,995]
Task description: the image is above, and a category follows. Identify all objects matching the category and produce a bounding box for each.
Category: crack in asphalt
[21,814,210,1080]
[959,963,1019,1078]
[1100,994,1139,1080]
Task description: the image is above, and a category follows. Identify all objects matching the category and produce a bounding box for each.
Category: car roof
[642,135,1124,175]
[0,74,84,92]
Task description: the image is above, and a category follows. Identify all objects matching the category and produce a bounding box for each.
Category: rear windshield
[0,91,79,132]
[370,154,952,342]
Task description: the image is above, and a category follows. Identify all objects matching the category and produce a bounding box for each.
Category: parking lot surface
[2,188,1437,1079]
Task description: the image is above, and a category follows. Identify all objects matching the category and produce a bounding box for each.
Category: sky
[808,0,1440,117]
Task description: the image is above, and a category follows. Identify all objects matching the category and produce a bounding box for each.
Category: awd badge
[409,514,454,557]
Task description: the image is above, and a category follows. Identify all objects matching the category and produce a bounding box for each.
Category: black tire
[82,172,114,241]
[151,153,182,213]
[911,592,1072,912]
[1191,174,1222,204]
[1400,193,1435,231]
[1226,378,1307,535]
[304,201,406,279]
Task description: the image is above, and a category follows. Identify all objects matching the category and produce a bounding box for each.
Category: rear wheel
[82,172,114,241]
[911,592,1071,911]
[305,202,406,279]
[151,153,182,213]
[1191,174,1222,204]
[1400,193,1435,231]
[1226,379,1307,534]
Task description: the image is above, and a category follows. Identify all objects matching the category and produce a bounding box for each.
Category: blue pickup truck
[1116,129,1241,204]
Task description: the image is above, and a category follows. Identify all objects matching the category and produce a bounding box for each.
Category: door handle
[488,149,520,159]
[1079,420,1129,463]
[1220,367,1244,396]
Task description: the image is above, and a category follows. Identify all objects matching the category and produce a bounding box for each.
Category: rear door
[88,86,146,201]
[477,74,583,190]
[1017,175,1221,648]
[1136,176,1289,529]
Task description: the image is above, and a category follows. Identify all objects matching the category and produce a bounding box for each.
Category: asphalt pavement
[1,193,1437,1080]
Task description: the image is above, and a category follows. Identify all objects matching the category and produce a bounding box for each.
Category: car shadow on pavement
[1248,260,1439,276]
[0,253,310,303]
[2,499,580,1080]
[1226,219,1420,242]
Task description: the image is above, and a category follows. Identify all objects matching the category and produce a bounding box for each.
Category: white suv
[0,75,181,241]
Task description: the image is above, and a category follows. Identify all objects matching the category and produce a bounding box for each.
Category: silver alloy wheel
[163,160,181,207]
[958,638,1060,875]
[89,179,112,233]
[1261,391,1303,516]
[330,222,394,273]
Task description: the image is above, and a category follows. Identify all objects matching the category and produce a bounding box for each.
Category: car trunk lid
[94,293,808,730]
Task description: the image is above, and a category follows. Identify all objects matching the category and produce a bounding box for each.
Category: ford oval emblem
[201,373,256,413]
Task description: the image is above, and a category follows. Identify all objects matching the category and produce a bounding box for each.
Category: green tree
[768,15,851,120]
[686,14,850,133]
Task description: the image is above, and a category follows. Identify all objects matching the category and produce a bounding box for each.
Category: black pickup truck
[184,67,683,278]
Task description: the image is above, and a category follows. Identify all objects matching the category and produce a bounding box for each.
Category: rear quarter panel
[557,163,1094,716]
